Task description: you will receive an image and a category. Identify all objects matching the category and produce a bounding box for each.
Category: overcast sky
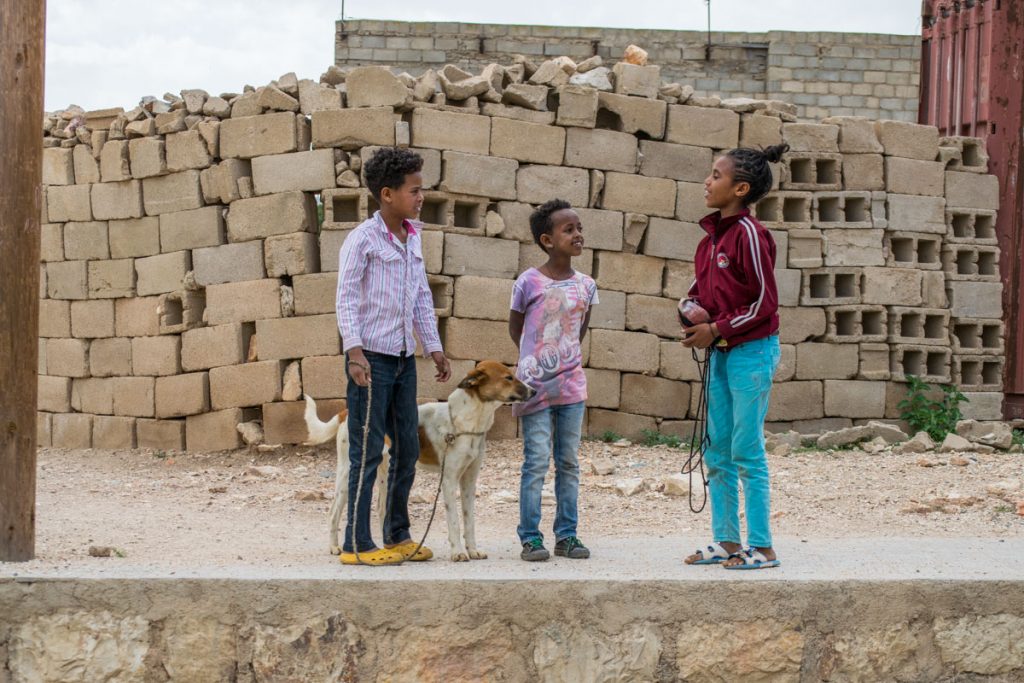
[45,1,921,112]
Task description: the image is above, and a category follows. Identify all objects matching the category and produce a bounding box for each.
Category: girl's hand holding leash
[347,349,371,387]
[431,351,451,382]
[681,323,718,349]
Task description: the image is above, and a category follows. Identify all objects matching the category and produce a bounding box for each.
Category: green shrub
[897,375,968,442]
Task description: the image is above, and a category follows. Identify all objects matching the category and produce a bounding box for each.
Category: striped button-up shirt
[335,212,442,356]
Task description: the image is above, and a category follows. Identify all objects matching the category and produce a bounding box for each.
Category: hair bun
[762,143,790,164]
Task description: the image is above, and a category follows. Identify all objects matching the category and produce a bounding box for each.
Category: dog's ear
[458,370,483,390]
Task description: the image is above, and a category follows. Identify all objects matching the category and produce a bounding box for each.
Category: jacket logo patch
[716,253,730,269]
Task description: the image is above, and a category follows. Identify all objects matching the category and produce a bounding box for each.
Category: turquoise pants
[705,335,781,549]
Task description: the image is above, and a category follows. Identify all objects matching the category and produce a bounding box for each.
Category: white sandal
[688,542,731,565]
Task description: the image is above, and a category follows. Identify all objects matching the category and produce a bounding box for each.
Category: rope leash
[680,347,711,513]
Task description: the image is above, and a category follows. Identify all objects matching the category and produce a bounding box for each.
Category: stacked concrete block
[36,59,1006,449]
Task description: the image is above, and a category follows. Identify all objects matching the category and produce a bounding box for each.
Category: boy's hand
[347,348,371,387]
[431,351,451,382]
[681,323,717,349]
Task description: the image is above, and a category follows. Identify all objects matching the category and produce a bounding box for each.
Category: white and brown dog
[303,360,533,561]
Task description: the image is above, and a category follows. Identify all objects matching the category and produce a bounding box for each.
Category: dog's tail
[302,394,341,445]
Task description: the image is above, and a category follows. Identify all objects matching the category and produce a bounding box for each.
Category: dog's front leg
[460,452,486,559]
[442,464,469,562]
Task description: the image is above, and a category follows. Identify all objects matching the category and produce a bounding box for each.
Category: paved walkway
[3,536,1021,582]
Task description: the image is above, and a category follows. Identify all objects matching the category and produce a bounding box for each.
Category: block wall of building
[37,57,1001,453]
[335,21,921,121]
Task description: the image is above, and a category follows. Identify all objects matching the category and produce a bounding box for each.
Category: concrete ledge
[3,539,1023,681]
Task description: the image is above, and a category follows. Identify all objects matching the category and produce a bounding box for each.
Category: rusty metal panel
[920,0,1024,417]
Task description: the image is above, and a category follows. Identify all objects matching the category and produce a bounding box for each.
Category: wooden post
[0,0,46,562]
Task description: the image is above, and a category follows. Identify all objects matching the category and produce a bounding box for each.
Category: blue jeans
[518,401,585,544]
[705,335,780,549]
[343,351,419,553]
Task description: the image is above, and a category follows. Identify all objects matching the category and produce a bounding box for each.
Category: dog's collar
[443,403,488,446]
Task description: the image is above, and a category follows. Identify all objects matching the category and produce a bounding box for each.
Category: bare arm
[579,309,592,342]
[509,310,525,349]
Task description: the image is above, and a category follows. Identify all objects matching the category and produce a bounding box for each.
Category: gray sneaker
[554,536,590,559]
[521,538,550,561]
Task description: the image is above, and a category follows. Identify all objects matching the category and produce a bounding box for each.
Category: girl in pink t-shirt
[509,199,598,562]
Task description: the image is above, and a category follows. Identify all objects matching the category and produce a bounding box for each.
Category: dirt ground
[12,437,1021,574]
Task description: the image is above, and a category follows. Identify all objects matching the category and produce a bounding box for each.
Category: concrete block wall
[38,55,1002,451]
[334,21,920,122]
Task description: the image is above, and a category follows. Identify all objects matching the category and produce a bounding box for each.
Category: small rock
[208,486,227,494]
[337,170,361,188]
[896,431,935,454]
[245,465,282,478]
[256,443,281,453]
[615,478,645,496]
[939,433,973,453]
[237,421,264,446]
[590,458,616,476]
[1017,501,1024,516]
[409,491,432,504]
[493,489,517,504]
[659,82,684,99]
[949,455,971,466]
[623,44,649,65]
[770,442,792,456]
[88,546,116,557]
[501,83,548,111]
[569,67,613,91]
[611,439,632,448]
[661,474,690,497]
[860,437,888,454]
[956,419,1014,449]
[575,55,603,73]
[916,456,938,467]
[294,489,326,502]
[985,479,1022,501]
[281,361,302,401]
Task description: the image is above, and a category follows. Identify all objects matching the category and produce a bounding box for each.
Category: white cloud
[45,0,920,111]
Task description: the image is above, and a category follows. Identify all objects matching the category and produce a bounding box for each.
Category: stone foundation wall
[37,58,1004,452]
[335,21,922,121]
[2,577,1023,680]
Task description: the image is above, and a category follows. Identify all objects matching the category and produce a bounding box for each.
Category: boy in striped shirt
[335,147,451,565]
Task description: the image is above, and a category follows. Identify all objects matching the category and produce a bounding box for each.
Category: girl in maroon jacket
[681,143,789,570]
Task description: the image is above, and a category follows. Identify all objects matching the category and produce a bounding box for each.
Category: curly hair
[724,143,790,205]
[529,198,572,253]
[364,147,424,200]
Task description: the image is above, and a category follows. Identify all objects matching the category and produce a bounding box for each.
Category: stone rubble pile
[37,47,1006,452]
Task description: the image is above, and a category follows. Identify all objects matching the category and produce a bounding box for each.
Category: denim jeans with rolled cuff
[343,350,419,553]
[517,401,586,544]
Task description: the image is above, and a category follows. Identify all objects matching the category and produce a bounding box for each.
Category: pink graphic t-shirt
[510,268,599,417]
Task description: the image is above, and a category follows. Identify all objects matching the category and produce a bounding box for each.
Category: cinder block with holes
[951,318,1004,356]
[321,188,379,228]
[890,345,951,383]
[885,233,943,270]
[800,268,862,306]
[887,307,950,346]
[158,290,206,334]
[941,244,1000,282]
[781,153,842,191]
[812,191,873,229]
[753,191,812,228]
[952,355,1004,391]
[429,274,454,318]
[940,136,989,173]
[823,305,888,343]
[945,209,997,245]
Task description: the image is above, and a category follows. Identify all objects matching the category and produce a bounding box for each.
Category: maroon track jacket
[687,208,780,346]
